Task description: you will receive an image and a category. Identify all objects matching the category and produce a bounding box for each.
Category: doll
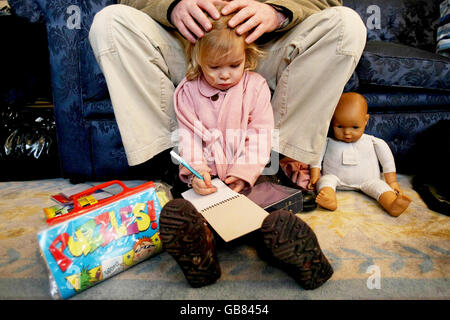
[309,92,411,217]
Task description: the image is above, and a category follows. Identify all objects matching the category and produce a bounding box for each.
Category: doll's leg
[315,175,339,211]
[159,199,221,287]
[261,210,333,289]
[378,192,411,217]
[89,5,186,166]
[361,180,411,217]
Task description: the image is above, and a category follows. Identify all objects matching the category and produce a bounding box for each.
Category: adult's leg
[89,4,187,166]
[257,6,366,165]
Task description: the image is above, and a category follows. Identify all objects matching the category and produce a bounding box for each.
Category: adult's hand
[221,0,286,43]
[170,0,223,43]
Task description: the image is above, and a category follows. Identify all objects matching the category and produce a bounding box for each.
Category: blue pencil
[170,150,205,181]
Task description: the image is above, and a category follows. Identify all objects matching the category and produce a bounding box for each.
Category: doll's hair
[185,8,264,80]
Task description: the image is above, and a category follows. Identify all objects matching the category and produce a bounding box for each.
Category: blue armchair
[9,0,128,182]
[9,0,450,182]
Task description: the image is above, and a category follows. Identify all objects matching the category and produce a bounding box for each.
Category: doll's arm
[372,136,402,194]
[308,167,321,190]
[307,138,329,189]
[384,172,402,195]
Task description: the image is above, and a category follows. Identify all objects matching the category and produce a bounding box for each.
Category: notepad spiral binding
[201,194,241,212]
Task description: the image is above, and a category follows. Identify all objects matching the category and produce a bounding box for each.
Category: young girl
[160,9,333,290]
[173,10,273,195]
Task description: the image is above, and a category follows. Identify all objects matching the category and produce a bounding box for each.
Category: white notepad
[181,178,269,242]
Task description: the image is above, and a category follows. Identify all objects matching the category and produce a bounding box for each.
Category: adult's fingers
[235,14,258,34]
[171,0,220,43]
[244,23,265,43]
[188,4,212,32]
[174,20,197,43]
[221,0,246,16]
[183,13,207,38]
[198,0,221,20]
[225,2,254,28]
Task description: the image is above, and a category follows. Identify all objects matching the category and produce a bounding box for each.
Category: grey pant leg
[89,4,187,166]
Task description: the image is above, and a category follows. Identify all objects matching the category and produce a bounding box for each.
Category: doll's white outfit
[311,134,396,200]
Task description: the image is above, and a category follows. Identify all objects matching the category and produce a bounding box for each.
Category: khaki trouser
[89,4,366,166]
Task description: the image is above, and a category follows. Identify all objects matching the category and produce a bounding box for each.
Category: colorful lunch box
[37,180,170,299]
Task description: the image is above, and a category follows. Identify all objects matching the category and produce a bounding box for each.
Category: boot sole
[261,210,333,289]
[159,199,221,288]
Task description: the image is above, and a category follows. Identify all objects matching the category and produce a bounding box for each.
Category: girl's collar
[197,75,222,97]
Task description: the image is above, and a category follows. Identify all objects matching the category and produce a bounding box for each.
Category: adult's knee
[334,6,367,62]
[90,4,126,38]
[90,4,155,54]
[89,5,126,54]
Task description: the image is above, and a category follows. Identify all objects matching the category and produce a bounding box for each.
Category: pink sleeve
[226,75,274,187]
[174,79,211,184]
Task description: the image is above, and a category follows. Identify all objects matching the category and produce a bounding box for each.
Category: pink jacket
[174,71,274,187]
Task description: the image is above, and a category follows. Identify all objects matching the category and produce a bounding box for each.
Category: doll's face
[200,43,246,91]
[332,94,369,143]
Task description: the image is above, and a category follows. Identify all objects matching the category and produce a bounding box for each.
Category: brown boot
[261,210,333,290]
[160,199,221,288]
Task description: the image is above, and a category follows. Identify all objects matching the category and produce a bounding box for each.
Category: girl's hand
[192,171,218,195]
[224,176,246,193]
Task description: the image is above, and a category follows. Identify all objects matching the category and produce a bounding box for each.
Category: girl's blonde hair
[185,9,264,81]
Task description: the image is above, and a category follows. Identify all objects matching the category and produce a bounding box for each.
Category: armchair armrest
[9,0,117,180]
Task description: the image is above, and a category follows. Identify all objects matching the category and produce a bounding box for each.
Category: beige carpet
[0,175,449,299]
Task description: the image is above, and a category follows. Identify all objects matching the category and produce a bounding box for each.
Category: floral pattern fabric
[357,41,450,92]
[344,0,439,51]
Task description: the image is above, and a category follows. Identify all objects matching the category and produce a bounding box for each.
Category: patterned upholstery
[344,0,439,50]
[358,41,450,92]
[365,111,450,172]
[362,91,450,109]
[437,0,450,57]
[9,0,120,181]
[8,0,450,180]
